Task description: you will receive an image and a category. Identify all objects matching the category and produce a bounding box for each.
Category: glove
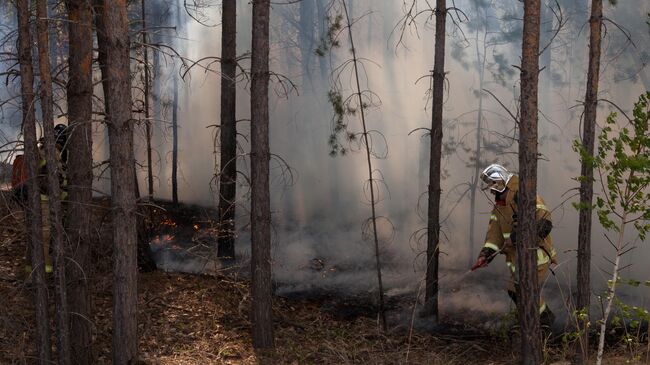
[471,256,488,271]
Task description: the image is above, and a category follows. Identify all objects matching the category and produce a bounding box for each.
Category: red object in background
[11,155,28,188]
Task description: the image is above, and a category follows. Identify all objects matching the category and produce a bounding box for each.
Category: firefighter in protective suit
[472,163,557,327]
[16,124,68,275]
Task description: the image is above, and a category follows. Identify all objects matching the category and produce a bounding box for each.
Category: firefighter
[53,123,68,164]
[18,124,68,275]
[471,163,557,327]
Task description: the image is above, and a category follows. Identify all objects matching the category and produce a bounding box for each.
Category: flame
[161,219,178,228]
[193,224,199,230]
[150,234,175,245]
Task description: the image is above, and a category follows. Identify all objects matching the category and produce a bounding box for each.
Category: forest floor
[0,197,645,364]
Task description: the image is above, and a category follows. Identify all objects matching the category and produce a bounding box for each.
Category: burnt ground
[0,196,646,364]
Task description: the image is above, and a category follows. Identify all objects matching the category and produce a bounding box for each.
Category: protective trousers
[506,262,555,327]
[25,200,53,274]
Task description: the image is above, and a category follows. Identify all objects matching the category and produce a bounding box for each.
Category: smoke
[1,0,648,323]
[141,0,649,322]
[0,6,22,160]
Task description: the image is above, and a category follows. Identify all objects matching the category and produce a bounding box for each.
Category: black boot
[507,290,517,304]
[540,305,555,329]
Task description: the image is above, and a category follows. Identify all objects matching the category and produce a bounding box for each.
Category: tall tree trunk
[424,0,446,322]
[218,0,237,259]
[518,1,542,363]
[65,0,94,362]
[171,4,181,205]
[36,1,71,363]
[171,69,179,205]
[142,0,154,199]
[151,3,162,131]
[17,2,52,363]
[96,1,139,363]
[576,0,602,362]
[250,0,274,349]
[340,0,386,330]
[468,14,487,268]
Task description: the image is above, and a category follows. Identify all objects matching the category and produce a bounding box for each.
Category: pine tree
[424,0,447,322]
[95,0,139,362]
[517,0,543,363]
[217,0,237,259]
[16,1,51,362]
[250,0,274,349]
[35,0,71,362]
[575,0,603,361]
[65,0,94,361]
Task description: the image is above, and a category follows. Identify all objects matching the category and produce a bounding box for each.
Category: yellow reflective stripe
[490,214,498,221]
[484,242,499,251]
[24,265,53,273]
[503,232,511,239]
[539,302,547,314]
[537,248,550,266]
[536,204,548,211]
[506,261,516,273]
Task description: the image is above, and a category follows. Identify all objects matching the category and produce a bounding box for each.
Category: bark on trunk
[171,5,181,205]
[576,1,602,362]
[217,0,237,259]
[171,70,179,205]
[517,1,542,363]
[66,0,94,362]
[424,0,446,322]
[35,1,71,363]
[96,0,139,363]
[250,0,274,349]
[151,3,162,130]
[17,2,52,363]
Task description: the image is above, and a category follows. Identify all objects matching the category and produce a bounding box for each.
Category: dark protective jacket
[482,175,557,273]
[37,141,68,201]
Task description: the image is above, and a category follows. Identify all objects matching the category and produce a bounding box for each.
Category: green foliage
[315,14,343,57]
[320,7,379,158]
[578,92,650,239]
[327,90,357,156]
[318,10,358,157]
[560,307,590,358]
[575,93,649,364]
[610,297,650,361]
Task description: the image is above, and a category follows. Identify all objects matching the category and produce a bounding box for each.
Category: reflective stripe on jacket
[38,144,68,201]
[482,175,557,268]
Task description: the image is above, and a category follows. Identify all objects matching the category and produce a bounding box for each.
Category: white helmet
[480,164,513,193]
